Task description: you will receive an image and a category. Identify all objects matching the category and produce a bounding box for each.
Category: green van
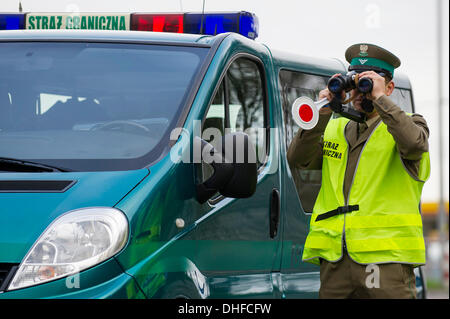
[0,12,425,299]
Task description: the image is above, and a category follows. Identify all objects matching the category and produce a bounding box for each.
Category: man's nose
[351,90,362,99]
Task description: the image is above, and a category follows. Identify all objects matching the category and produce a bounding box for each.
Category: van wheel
[155,279,200,299]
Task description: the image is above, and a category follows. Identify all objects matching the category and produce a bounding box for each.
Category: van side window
[201,57,268,185]
[350,87,413,113]
[279,70,328,213]
[388,88,413,113]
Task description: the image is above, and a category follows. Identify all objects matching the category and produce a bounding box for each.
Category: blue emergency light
[183,11,258,39]
[0,11,259,39]
[0,13,25,30]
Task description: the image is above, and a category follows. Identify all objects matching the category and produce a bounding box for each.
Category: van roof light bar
[0,11,259,40]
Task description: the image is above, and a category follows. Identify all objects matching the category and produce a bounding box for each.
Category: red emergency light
[131,14,184,33]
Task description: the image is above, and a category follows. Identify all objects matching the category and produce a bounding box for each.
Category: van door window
[279,70,328,213]
[201,57,268,189]
[202,80,226,181]
[227,58,267,167]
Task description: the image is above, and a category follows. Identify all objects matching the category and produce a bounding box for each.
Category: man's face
[351,89,365,113]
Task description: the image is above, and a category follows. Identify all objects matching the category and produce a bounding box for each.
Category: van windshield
[0,42,208,171]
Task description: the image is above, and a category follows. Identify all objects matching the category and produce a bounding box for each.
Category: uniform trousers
[319,250,417,299]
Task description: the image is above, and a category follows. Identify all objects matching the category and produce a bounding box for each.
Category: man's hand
[359,71,387,100]
[318,88,333,114]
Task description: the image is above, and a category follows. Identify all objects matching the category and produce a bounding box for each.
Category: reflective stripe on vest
[302,117,430,265]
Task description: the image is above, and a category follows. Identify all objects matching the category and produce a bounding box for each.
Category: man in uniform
[287,43,430,298]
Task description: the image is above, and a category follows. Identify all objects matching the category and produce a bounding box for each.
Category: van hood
[0,169,149,263]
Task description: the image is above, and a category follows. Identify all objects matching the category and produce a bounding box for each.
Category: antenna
[199,0,206,34]
[19,1,23,13]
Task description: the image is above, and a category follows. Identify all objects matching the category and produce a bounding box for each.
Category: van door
[278,70,331,298]
[184,55,281,298]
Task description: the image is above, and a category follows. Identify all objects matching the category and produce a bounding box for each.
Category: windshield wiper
[0,157,73,173]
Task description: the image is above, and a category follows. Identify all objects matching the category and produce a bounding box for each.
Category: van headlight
[8,207,128,291]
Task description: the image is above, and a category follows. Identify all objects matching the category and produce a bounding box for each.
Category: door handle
[270,188,280,239]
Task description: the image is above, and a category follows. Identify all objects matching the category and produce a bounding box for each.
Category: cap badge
[359,44,369,57]
[359,58,368,64]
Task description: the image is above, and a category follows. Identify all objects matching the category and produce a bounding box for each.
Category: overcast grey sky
[1,0,448,202]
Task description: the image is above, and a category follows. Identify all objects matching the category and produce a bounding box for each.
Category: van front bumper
[0,257,145,299]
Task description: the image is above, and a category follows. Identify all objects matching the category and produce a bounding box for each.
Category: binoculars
[327,71,375,94]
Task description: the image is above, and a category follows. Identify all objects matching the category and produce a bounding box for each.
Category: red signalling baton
[291,97,329,130]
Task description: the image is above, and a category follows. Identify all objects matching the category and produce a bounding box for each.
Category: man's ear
[385,81,395,96]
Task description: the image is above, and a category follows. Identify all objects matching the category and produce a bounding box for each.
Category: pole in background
[436,0,448,287]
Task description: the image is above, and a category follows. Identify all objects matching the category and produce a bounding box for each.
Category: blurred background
[1,0,448,298]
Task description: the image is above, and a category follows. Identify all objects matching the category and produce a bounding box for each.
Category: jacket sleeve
[373,95,430,161]
[287,113,332,170]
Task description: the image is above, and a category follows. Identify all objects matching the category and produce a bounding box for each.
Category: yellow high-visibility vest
[302,117,430,266]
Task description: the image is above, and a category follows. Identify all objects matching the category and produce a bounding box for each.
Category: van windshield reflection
[0,42,208,171]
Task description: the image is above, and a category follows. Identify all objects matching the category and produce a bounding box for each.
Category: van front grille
[0,263,19,292]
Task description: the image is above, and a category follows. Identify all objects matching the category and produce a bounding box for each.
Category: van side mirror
[195,132,257,204]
